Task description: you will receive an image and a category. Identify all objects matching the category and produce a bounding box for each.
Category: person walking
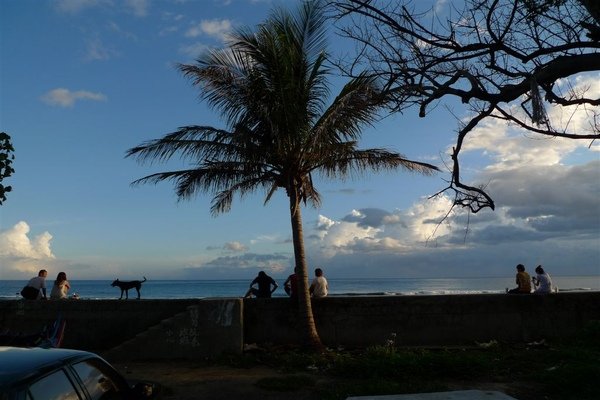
[21,269,48,300]
[50,272,71,300]
[244,271,278,298]
[309,267,329,298]
[507,264,531,294]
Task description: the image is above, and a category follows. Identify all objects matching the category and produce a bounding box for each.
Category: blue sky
[1,0,599,282]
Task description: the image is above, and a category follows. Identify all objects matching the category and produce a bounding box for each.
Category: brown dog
[111,277,147,299]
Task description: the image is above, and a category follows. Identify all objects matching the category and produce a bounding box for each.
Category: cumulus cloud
[302,151,598,277]
[302,185,598,278]
[0,221,56,276]
[41,88,107,107]
[224,241,248,252]
[461,74,600,172]
[342,208,393,228]
[293,76,600,278]
[309,196,456,259]
[185,19,232,42]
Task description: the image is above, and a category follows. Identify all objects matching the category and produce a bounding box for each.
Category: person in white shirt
[532,265,553,294]
[309,267,329,298]
[22,269,48,300]
[50,272,71,300]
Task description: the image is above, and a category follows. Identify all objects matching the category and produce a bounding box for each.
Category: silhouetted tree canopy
[0,132,15,205]
[333,0,600,212]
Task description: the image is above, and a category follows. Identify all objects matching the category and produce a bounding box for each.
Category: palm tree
[126,0,438,349]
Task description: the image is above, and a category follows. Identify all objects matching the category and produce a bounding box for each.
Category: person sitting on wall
[244,271,278,298]
[21,269,48,300]
[309,267,329,298]
[284,267,299,300]
[507,264,532,294]
[532,265,553,294]
[50,272,71,300]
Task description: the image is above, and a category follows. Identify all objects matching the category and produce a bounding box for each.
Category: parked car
[0,346,160,400]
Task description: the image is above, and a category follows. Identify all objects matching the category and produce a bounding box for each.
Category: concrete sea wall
[1,292,598,359]
[244,292,600,346]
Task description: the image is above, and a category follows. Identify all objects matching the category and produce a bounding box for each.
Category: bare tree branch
[331,0,600,212]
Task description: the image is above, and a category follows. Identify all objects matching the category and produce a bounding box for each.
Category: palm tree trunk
[289,190,323,349]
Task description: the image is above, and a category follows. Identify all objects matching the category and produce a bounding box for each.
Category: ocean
[1,276,598,300]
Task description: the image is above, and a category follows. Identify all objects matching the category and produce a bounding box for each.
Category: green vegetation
[219,322,600,400]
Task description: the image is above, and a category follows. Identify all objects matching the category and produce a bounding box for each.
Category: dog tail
[142,277,147,282]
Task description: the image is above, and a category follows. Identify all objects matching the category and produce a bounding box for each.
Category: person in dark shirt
[244,271,278,298]
[284,266,300,302]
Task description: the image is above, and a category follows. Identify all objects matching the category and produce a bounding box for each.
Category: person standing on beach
[309,267,329,298]
[244,271,278,298]
[50,272,71,300]
[507,264,531,294]
[532,265,553,294]
[21,269,48,300]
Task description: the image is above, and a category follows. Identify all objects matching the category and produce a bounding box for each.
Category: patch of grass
[255,374,315,391]
[225,322,600,400]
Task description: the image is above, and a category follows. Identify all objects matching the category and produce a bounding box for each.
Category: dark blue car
[0,346,159,400]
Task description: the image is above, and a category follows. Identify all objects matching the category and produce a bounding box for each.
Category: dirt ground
[112,361,329,400]
[111,361,527,400]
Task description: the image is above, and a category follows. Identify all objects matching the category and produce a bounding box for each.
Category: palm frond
[128,0,438,218]
[126,126,235,164]
[314,73,383,143]
[317,148,439,179]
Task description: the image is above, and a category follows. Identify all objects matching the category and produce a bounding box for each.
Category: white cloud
[125,0,148,17]
[185,19,232,42]
[186,252,290,278]
[454,74,600,177]
[55,0,105,14]
[435,0,449,12]
[224,241,248,252]
[0,221,54,259]
[310,195,456,260]
[297,76,599,277]
[41,88,107,108]
[56,0,147,16]
[179,42,210,58]
[85,38,118,61]
[108,21,138,41]
[0,221,56,276]
[249,234,279,245]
